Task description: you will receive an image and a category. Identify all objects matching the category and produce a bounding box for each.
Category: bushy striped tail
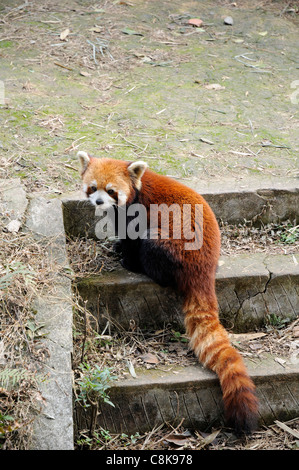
[184,296,259,435]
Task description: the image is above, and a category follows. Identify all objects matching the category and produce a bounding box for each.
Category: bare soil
[0,0,298,190]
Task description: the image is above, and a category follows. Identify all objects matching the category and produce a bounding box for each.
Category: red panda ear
[77,151,91,176]
[127,161,147,190]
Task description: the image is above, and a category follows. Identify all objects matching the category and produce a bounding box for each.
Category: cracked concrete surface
[76,252,299,334]
[217,253,299,331]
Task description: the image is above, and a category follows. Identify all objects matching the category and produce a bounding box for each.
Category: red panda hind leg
[183,294,259,435]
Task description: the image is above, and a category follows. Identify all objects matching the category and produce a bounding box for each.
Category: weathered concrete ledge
[62,177,299,238]
[76,355,299,435]
[0,178,28,229]
[24,197,74,450]
[75,252,299,333]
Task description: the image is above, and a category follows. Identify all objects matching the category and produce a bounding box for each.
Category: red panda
[78,150,259,435]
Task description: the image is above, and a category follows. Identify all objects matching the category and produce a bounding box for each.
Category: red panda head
[78,151,147,209]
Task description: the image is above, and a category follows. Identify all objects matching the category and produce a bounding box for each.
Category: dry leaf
[80,70,91,77]
[164,433,194,446]
[126,359,137,378]
[89,27,102,33]
[199,137,214,145]
[188,18,203,27]
[140,353,159,364]
[275,421,299,439]
[292,326,299,338]
[196,429,220,449]
[60,28,70,41]
[230,332,267,343]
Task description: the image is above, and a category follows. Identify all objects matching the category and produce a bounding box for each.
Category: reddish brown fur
[81,157,259,434]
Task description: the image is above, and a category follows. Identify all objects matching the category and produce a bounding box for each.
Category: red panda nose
[95,198,104,205]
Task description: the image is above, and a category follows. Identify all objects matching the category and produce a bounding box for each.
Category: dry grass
[0,220,63,449]
[75,416,299,450]
[66,220,299,279]
[220,220,299,256]
[66,236,120,277]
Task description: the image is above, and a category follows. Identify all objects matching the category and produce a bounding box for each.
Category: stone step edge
[75,251,299,332]
[109,355,299,391]
[87,356,299,435]
[61,180,299,238]
[76,252,299,286]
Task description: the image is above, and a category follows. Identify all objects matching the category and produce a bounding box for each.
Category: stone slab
[190,176,299,225]
[25,197,74,450]
[75,253,299,333]
[76,356,299,435]
[61,178,299,238]
[0,178,28,226]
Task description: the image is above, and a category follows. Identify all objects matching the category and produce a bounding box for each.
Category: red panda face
[78,151,147,209]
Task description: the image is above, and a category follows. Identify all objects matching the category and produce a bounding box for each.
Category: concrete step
[74,252,299,333]
[76,354,299,435]
[61,177,299,238]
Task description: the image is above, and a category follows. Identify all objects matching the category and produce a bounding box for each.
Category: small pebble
[224,16,234,25]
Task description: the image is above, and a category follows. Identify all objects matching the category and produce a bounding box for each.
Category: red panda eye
[90,186,97,193]
[107,189,114,195]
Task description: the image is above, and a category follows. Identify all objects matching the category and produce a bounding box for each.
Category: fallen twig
[54,62,74,71]
[274,420,299,439]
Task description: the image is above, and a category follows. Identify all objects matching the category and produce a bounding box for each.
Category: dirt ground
[0,0,298,451]
[0,0,298,192]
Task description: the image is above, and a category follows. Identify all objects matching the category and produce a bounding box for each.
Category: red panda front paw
[113,240,123,254]
[120,257,142,274]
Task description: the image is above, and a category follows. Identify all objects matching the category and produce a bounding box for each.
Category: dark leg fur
[118,239,143,273]
[113,239,123,254]
[118,236,179,288]
[139,237,179,288]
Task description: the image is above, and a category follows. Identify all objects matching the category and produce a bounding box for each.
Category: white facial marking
[118,189,128,206]
[88,189,115,210]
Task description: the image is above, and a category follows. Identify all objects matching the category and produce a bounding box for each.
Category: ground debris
[220,220,299,256]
